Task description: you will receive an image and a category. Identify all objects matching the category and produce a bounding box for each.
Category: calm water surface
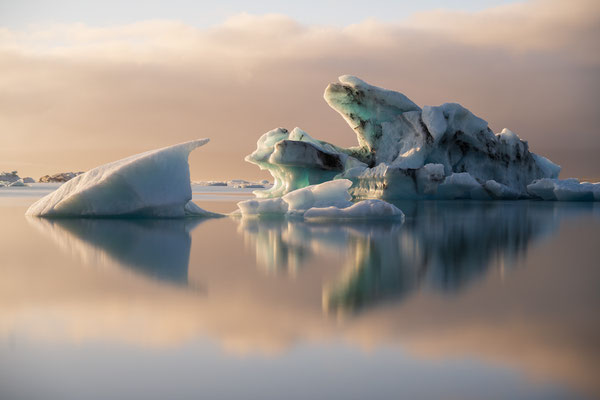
[1,188,599,400]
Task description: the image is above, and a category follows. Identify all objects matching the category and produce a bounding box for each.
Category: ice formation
[26,139,222,217]
[527,178,600,201]
[244,75,599,201]
[236,179,404,220]
[0,171,21,186]
[193,179,269,189]
[8,179,28,187]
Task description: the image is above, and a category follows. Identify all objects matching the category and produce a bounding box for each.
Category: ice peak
[26,138,218,217]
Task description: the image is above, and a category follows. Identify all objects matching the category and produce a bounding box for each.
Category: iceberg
[527,178,600,201]
[244,75,595,201]
[0,170,21,184]
[245,127,366,198]
[236,179,404,220]
[0,171,27,187]
[26,139,222,218]
[8,179,29,187]
[192,179,269,189]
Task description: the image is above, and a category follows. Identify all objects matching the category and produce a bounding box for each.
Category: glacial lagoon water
[1,186,599,400]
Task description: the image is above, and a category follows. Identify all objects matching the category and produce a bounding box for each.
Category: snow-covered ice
[243,75,595,201]
[236,179,404,221]
[26,139,222,217]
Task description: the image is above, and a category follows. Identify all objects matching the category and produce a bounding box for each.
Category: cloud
[0,0,598,180]
[407,0,600,62]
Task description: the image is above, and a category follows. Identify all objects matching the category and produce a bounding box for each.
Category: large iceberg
[26,139,221,217]
[244,76,597,201]
[236,179,404,221]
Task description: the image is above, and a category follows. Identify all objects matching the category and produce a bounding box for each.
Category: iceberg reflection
[237,201,597,313]
[11,201,599,398]
[28,218,204,285]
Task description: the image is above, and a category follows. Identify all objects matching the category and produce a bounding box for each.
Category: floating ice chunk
[484,180,521,200]
[554,181,599,201]
[194,180,228,186]
[236,179,403,220]
[0,171,21,183]
[283,179,353,211]
[237,198,288,216]
[303,199,404,221]
[436,173,482,199]
[527,178,600,201]
[8,179,28,187]
[192,179,267,188]
[22,177,35,183]
[527,178,558,200]
[26,139,222,217]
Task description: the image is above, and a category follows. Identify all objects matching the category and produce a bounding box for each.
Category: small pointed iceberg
[26,139,220,218]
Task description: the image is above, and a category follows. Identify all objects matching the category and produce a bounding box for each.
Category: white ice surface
[26,139,221,217]
[237,197,288,216]
[247,75,563,200]
[283,179,353,211]
[236,179,403,220]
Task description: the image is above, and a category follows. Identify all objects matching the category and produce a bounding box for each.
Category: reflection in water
[237,201,596,313]
[11,201,600,398]
[28,218,204,285]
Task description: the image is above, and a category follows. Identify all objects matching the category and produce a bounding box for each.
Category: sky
[0,0,599,180]
[0,1,521,28]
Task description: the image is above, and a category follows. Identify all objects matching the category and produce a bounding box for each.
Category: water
[1,188,599,400]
